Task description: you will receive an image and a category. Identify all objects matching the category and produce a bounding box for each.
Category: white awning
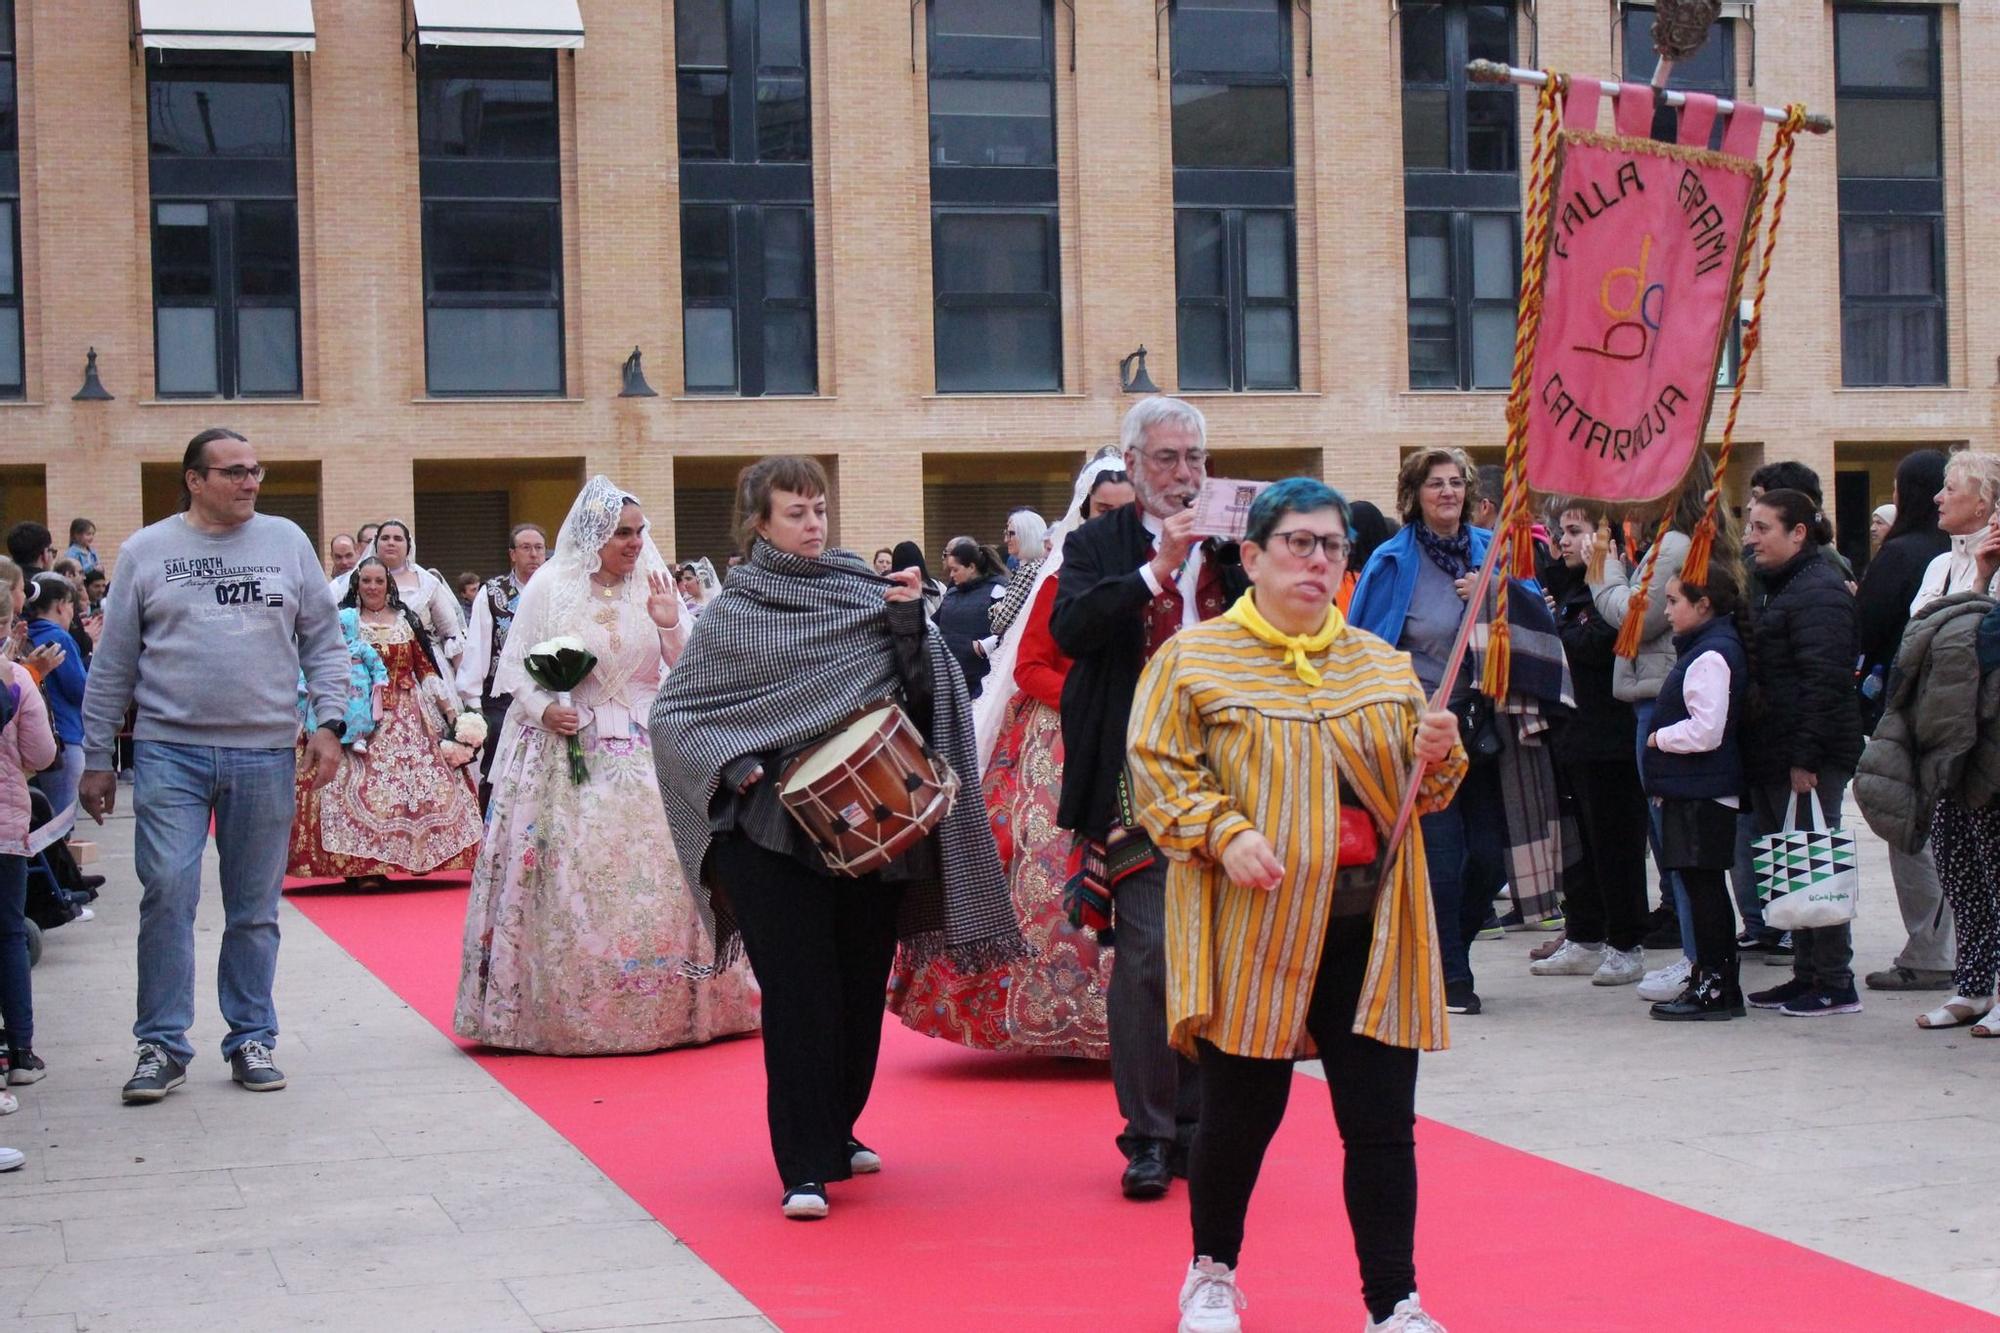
[411,0,586,49]
[136,0,316,52]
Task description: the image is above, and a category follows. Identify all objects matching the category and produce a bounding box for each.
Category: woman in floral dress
[453,476,759,1055]
[288,558,483,887]
[889,451,1135,1058]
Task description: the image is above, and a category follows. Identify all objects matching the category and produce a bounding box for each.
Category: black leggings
[711,835,905,1190]
[1188,914,1420,1323]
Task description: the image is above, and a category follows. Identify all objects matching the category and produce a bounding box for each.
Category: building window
[675,0,816,396]
[0,0,20,399]
[144,52,301,399]
[1835,4,1944,387]
[1171,0,1296,392]
[928,0,1060,393]
[417,47,565,396]
[1400,0,1516,390]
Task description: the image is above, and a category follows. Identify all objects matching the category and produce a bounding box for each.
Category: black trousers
[711,835,905,1190]
[1558,758,1650,951]
[1188,915,1419,1322]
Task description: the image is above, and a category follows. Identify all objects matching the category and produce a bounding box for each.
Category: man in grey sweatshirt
[80,428,351,1104]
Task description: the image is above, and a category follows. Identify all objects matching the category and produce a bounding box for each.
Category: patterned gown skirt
[453,724,761,1055]
[888,692,1112,1059]
[287,637,482,879]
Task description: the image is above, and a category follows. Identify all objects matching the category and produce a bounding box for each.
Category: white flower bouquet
[525,635,599,784]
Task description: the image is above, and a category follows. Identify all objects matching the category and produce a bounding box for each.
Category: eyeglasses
[1141,448,1209,472]
[200,464,266,484]
[1268,530,1351,561]
[1421,477,1467,494]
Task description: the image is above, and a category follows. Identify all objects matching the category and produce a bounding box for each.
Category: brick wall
[1,0,1993,575]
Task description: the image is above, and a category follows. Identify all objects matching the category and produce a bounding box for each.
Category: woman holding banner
[1348,448,1504,1018]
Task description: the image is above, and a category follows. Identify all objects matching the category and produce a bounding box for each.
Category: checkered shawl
[649,539,1022,973]
[1468,575,1572,922]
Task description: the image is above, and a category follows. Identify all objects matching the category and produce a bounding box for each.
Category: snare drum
[777,703,960,877]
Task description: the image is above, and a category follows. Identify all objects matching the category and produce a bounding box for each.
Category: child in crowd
[300,607,389,755]
[1643,563,1753,1021]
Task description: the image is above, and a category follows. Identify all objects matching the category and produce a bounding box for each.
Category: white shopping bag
[1752,791,1860,930]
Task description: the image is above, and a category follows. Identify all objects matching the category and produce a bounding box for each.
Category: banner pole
[1381,528,1507,861]
[1467,58,1832,134]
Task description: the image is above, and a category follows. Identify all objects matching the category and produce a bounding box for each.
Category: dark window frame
[416,45,566,398]
[0,0,19,399]
[1833,2,1945,388]
[676,0,818,397]
[1175,206,1298,393]
[145,50,303,400]
[1399,0,1519,392]
[1170,0,1298,392]
[927,0,1062,393]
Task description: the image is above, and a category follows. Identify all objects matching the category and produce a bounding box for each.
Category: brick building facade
[0,1,1991,580]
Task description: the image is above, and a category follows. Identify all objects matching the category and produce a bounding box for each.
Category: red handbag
[1337,801,1379,868]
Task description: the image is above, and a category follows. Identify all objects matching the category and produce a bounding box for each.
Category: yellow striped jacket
[1126,616,1467,1058]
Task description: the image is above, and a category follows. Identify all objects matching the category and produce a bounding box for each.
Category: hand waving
[645,570,682,630]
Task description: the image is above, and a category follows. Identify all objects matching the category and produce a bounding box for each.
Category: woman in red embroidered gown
[889,454,1136,1057]
[288,558,483,887]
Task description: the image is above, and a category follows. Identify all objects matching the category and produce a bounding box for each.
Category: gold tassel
[1587,517,1612,583]
[1613,585,1650,659]
[1482,609,1512,700]
[1681,513,1717,587]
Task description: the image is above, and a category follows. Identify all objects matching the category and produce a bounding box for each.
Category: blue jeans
[1633,701,1697,959]
[0,854,29,1051]
[131,741,297,1065]
[1420,761,1505,988]
[1731,810,1766,937]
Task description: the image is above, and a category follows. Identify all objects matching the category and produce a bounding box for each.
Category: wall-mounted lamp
[1119,345,1161,395]
[619,346,658,398]
[73,347,114,402]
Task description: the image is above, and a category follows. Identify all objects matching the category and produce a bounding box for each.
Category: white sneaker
[1366,1294,1447,1331]
[1178,1257,1246,1333]
[0,1145,23,1171]
[1591,945,1646,987]
[1528,940,1603,976]
[1636,956,1693,1002]
[0,1089,17,1116]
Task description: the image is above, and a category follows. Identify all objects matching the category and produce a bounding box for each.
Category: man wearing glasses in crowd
[80,428,350,1104]
[1050,395,1251,1202]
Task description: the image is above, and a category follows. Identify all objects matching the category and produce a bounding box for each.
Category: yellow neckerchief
[1223,590,1343,686]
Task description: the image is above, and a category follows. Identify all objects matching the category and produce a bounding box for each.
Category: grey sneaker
[229,1041,287,1092]
[122,1043,188,1103]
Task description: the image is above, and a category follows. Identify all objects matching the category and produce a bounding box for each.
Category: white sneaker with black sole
[1636,956,1692,1002]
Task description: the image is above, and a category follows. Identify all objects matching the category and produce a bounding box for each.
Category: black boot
[1650,965,1741,1021]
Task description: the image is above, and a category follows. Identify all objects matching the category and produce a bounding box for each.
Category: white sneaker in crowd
[1366,1293,1448,1331]
[0,1145,23,1171]
[1528,940,1603,976]
[1636,956,1693,1002]
[1178,1257,1246,1333]
[1591,945,1646,987]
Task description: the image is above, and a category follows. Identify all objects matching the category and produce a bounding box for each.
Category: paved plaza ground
[5,805,1999,1330]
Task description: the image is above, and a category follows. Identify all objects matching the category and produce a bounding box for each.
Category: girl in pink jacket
[0,602,59,1131]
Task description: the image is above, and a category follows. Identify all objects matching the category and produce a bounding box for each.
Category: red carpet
[288,877,1996,1331]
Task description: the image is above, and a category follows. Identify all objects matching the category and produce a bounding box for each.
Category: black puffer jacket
[936,573,1004,698]
[1544,560,1636,765]
[1744,547,1864,785]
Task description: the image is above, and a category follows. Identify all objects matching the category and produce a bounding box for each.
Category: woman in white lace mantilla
[453,476,760,1054]
[332,519,467,667]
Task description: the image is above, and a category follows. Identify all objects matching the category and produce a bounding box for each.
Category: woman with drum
[651,456,1018,1222]
[1128,479,1463,1333]
[452,478,759,1054]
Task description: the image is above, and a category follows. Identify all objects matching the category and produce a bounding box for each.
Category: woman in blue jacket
[24,573,86,825]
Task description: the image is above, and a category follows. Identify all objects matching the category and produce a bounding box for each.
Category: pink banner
[1525,82,1767,505]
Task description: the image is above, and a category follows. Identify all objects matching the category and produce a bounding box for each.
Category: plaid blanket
[1469,577,1572,922]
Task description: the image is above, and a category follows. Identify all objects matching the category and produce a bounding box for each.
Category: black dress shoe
[1121,1140,1171,1200]
[1650,966,1744,1021]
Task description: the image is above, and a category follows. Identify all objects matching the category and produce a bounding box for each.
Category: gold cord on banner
[1616,102,1804,656]
[1678,103,1807,588]
[1484,72,1564,701]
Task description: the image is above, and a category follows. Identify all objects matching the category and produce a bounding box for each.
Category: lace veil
[494,475,669,701]
[972,446,1127,765]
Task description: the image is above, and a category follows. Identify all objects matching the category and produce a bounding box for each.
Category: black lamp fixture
[619,346,658,398]
[1119,345,1160,395]
[73,347,114,402]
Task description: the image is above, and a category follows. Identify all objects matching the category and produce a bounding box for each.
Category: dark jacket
[1643,616,1747,801]
[1744,548,1863,785]
[1544,561,1636,765]
[935,573,1004,699]
[1857,526,1950,675]
[1050,502,1247,837]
